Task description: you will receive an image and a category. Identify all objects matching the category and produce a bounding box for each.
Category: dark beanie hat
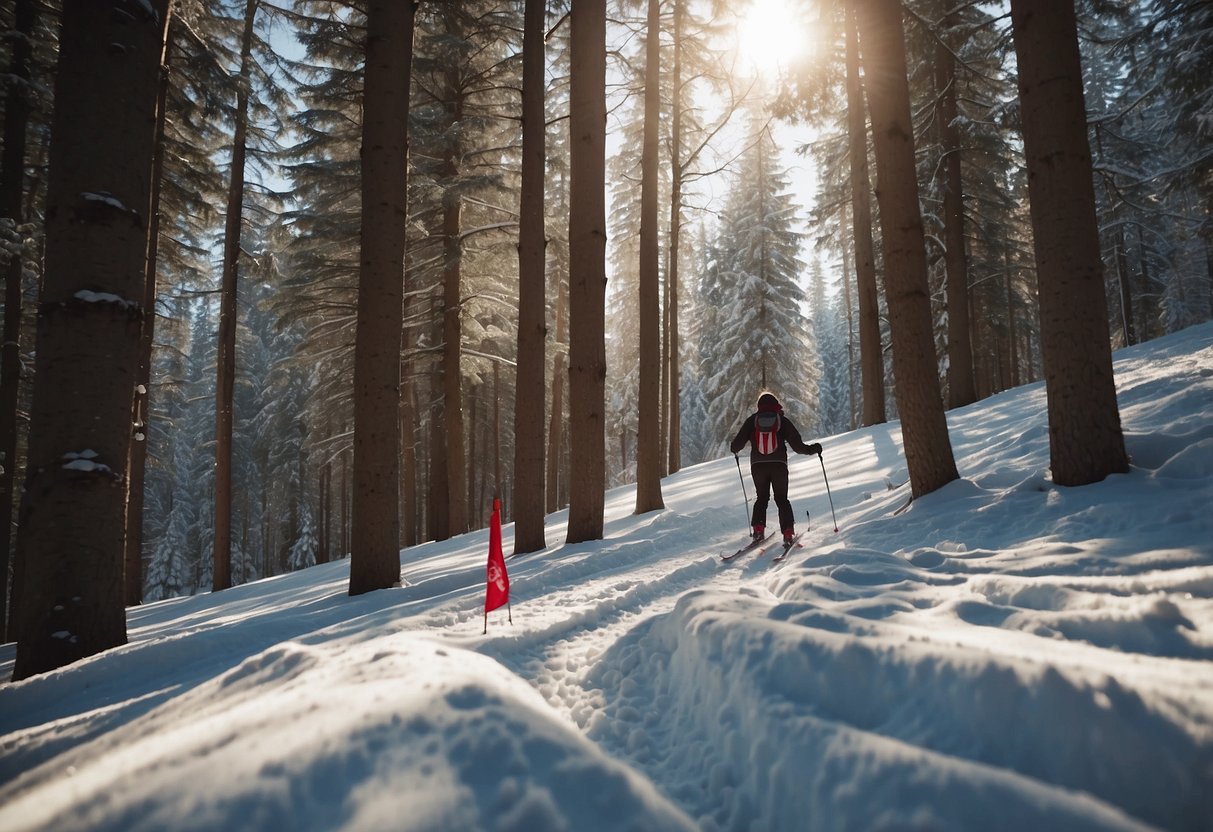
[757,392,780,409]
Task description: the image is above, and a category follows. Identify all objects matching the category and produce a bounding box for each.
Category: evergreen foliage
[699,118,820,449]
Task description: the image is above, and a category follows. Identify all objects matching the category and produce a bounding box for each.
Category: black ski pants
[751,461,794,533]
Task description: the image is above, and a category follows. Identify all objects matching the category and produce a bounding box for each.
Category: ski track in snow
[456,492,1212,831]
[477,536,802,827]
[449,507,758,716]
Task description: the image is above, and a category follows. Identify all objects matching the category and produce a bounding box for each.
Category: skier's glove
[806,443,822,456]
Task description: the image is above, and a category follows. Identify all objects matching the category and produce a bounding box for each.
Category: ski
[771,512,811,564]
[771,532,805,563]
[721,533,772,562]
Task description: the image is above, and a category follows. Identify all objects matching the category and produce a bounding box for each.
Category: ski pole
[734,453,751,530]
[818,452,839,532]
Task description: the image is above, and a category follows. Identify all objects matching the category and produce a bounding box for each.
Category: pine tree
[634,0,666,514]
[566,0,608,544]
[287,503,318,572]
[350,0,416,595]
[149,298,219,596]
[130,3,261,604]
[275,2,364,556]
[665,0,754,470]
[605,91,646,487]
[143,297,194,602]
[853,0,959,498]
[845,2,886,427]
[512,0,547,555]
[0,0,39,640]
[145,362,198,603]
[701,119,819,443]
[1083,2,1212,339]
[931,2,976,408]
[1010,0,1128,486]
[12,0,172,680]
[214,0,260,592]
[410,1,521,540]
[811,264,852,436]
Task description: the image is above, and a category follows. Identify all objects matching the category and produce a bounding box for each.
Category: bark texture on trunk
[937,9,976,409]
[125,56,171,606]
[853,0,959,498]
[442,190,467,537]
[1010,0,1128,486]
[666,0,686,476]
[635,0,665,515]
[0,0,37,641]
[213,0,257,592]
[546,278,567,515]
[565,0,607,543]
[13,0,171,679]
[846,4,886,427]
[349,0,416,595]
[513,0,548,553]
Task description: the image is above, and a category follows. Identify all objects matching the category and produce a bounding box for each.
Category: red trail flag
[484,498,511,631]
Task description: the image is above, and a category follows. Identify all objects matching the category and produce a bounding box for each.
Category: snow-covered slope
[2,323,1212,831]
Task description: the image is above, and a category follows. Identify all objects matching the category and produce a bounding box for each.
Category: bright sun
[736,0,810,78]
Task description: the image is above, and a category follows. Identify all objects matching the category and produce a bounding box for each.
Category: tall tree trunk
[565,0,607,543]
[666,0,685,476]
[513,0,547,554]
[406,371,420,545]
[400,332,418,548]
[937,8,976,408]
[317,460,329,564]
[1005,248,1021,388]
[841,207,858,430]
[546,277,567,515]
[846,4,886,427]
[12,0,171,680]
[853,0,959,498]
[1113,221,1136,346]
[340,447,349,557]
[0,0,36,641]
[239,507,250,580]
[349,0,416,595]
[1205,193,1213,321]
[467,384,478,522]
[1010,0,1128,486]
[429,350,449,541]
[493,361,501,502]
[440,36,468,538]
[661,243,670,475]
[1136,226,1152,341]
[635,0,665,515]
[213,0,257,592]
[125,57,171,606]
[442,190,467,537]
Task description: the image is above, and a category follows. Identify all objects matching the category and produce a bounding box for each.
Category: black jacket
[730,409,813,465]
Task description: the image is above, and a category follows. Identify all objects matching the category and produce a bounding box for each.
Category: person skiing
[730,391,822,545]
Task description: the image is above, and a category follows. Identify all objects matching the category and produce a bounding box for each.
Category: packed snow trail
[450,504,790,721]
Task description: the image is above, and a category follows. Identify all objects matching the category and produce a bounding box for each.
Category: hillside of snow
[2,323,1212,831]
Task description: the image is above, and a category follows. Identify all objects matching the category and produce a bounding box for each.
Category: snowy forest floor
[1,323,1212,831]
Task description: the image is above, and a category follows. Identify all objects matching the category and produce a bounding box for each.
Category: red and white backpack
[754,410,781,455]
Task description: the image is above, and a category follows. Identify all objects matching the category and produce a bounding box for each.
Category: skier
[730,391,822,546]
